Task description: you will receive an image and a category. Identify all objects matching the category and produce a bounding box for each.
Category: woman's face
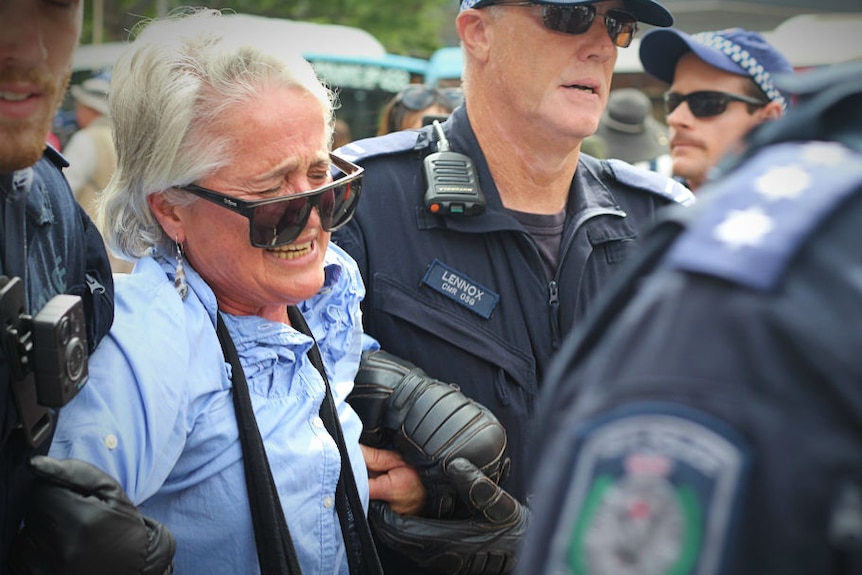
[174,85,332,322]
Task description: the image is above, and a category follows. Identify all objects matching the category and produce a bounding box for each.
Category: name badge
[421,259,499,319]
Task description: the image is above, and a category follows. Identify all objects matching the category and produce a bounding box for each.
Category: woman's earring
[175,238,189,301]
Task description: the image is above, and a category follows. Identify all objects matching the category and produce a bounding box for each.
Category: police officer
[1,2,173,573]
[518,59,862,575]
[638,26,792,192]
[333,0,691,573]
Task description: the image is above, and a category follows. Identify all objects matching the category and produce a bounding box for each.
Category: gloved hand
[349,349,510,518]
[8,455,175,575]
[369,457,529,575]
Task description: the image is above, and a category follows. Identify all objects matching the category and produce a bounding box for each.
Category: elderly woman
[47,9,384,575]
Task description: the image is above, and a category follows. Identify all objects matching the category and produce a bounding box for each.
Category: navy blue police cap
[460,0,673,28]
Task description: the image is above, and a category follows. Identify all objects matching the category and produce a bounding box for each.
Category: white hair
[99,8,336,259]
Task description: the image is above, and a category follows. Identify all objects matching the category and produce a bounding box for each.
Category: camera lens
[66,338,86,382]
[57,317,71,346]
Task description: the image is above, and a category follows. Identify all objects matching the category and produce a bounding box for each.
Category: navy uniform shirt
[0,147,114,573]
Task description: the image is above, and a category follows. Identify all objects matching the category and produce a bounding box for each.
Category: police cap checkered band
[459,0,674,27]
[640,27,794,111]
[692,31,789,111]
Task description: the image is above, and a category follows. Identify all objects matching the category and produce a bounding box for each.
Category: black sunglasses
[395,85,465,111]
[664,90,769,119]
[177,153,363,248]
[490,2,638,48]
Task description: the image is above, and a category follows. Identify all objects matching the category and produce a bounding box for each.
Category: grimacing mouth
[268,240,313,259]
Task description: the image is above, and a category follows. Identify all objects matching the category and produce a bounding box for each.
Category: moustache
[670,136,705,149]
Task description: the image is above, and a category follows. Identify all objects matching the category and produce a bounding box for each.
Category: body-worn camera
[0,276,89,447]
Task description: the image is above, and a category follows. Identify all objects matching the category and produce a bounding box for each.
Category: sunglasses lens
[400,87,437,111]
[541,6,636,47]
[439,87,465,108]
[327,179,362,230]
[543,5,594,35]
[324,160,359,231]
[401,86,463,111]
[251,198,310,247]
[249,177,362,247]
[664,92,730,118]
[688,93,729,118]
[604,10,637,47]
[664,92,682,115]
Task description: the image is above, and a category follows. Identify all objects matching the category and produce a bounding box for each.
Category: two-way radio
[423,120,486,216]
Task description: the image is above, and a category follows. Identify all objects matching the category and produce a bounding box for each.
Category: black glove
[8,455,175,575]
[369,457,529,575]
[349,350,510,518]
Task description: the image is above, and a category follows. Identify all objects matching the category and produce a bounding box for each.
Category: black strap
[2,170,30,303]
[287,306,383,575]
[216,314,302,575]
[216,309,383,575]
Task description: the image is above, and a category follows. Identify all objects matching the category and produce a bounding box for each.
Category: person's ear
[457,9,491,63]
[147,192,185,244]
[761,100,784,121]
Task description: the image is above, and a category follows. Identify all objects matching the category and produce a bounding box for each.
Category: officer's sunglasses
[486,2,639,48]
[664,90,769,118]
[177,154,363,248]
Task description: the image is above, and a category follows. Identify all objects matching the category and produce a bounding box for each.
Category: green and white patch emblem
[549,403,749,575]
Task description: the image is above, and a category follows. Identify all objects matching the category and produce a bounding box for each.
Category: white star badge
[800,142,848,166]
[755,165,811,201]
[713,207,774,249]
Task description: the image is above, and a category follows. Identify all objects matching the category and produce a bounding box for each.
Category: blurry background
[63,0,862,143]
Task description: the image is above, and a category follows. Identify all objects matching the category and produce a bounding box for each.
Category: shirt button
[312,416,324,429]
[323,496,334,509]
[103,434,118,450]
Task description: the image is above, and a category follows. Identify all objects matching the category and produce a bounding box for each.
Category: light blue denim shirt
[50,242,368,575]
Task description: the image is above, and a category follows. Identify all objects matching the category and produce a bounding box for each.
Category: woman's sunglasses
[664,90,769,119]
[396,85,465,111]
[490,2,638,48]
[177,153,363,248]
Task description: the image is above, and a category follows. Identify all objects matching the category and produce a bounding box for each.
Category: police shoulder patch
[548,402,750,575]
[335,130,426,165]
[667,141,862,291]
[605,158,695,206]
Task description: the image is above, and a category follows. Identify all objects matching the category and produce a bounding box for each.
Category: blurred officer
[64,71,133,273]
[519,60,862,575]
[640,27,792,191]
[1,2,172,574]
[65,71,113,215]
[333,0,691,573]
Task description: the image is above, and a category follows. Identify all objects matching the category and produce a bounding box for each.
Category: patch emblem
[421,259,499,319]
[550,404,749,575]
